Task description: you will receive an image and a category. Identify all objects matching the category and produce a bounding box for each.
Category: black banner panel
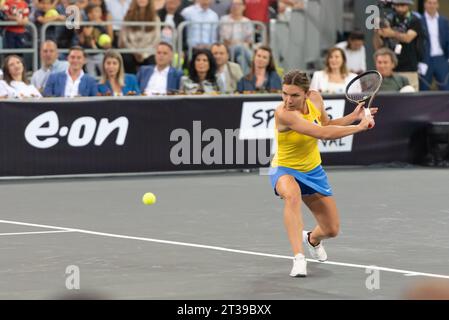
[0,93,448,176]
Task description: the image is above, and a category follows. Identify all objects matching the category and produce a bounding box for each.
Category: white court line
[0,230,74,236]
[1,219,448,280]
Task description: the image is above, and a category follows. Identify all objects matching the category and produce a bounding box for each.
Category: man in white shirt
[336,31,367,75]
[144,51,170,96]
[137,42,184,95]
[420,0,449,90]
[211,43,243,93]
[181,0,219,49]
[31,40,69,92]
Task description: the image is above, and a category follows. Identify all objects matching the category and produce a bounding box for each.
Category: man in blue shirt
[31,40,69,92]
[181,0,219,49]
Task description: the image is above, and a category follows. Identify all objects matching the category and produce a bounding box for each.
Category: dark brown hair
[245,45,276,80]
[68,46,86,57]
[124,0,157,32]
[282,70,310,92]
[3,55,27,85]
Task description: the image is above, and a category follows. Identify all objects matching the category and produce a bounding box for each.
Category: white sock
[294,253,305,260]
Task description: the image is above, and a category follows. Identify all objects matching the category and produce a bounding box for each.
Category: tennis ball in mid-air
[45,9,59,18]
[98,34,112,48]
[142,192,156,205]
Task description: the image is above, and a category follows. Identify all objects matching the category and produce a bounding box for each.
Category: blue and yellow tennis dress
[269,99,333,196]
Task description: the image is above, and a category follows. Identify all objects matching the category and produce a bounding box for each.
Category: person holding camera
[373,0,425,91]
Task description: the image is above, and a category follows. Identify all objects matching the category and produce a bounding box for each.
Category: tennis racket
[345,70,382,129]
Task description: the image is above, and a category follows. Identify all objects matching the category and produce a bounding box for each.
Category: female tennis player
[270,70,377,277]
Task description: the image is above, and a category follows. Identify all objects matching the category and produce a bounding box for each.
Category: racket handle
[364,107,375,129]
[364,107,371,117]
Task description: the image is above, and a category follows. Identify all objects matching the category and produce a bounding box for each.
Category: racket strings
[346,73,382,102]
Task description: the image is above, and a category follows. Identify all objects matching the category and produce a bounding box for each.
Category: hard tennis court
[0,166,448,299]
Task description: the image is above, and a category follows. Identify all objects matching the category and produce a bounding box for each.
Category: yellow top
[271,99,322,172]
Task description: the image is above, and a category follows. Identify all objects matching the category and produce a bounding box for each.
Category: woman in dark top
[237,45,282,93]
[180,49,220,94]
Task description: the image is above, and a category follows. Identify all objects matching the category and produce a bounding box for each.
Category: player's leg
[301,193,339,261]
[275,175,307,276]
[303,193,340,244]
[276,175,305,255]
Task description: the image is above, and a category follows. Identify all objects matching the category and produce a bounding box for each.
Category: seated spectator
[181,0,219,50]
[32,0,58,11]
[375,47,415,92]
[120,0,161,74]
[31,40,69,92]
[44,46,98,97]
[211,43,243,93]
[2,0,30,50]
[0,55,42,98]
[310,47,357,94]
[78,4,112,77]
[137,42,183,95]
[180,48,220,94]
[34,0,66,41]
[90,0,114,42]
[237,45,281,93]
[219,0,253,75]
[98,50,140,96]
[336,30,367,75]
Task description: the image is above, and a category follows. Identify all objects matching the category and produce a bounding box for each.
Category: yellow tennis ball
[98,34,112,48]
[45,9,59,18]
[142,192,156,205]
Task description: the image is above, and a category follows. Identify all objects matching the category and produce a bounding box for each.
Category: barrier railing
[41,21,177,55]
[269,2,326,72]
[0,21,39,72]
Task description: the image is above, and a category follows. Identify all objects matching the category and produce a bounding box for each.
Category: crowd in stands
[0,0,448,98]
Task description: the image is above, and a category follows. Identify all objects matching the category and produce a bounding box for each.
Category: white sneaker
[302,231,328,262]
[289,253,307,277]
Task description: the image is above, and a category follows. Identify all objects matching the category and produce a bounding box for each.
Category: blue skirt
[269,165,333,197]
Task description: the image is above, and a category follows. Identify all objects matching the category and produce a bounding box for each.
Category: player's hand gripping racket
[345,70,382,129]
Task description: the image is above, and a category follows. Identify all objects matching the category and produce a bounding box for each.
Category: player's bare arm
[308,90,378,127]
[276,102,371,140]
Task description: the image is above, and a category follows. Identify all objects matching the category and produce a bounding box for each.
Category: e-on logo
[24,111,129,149]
